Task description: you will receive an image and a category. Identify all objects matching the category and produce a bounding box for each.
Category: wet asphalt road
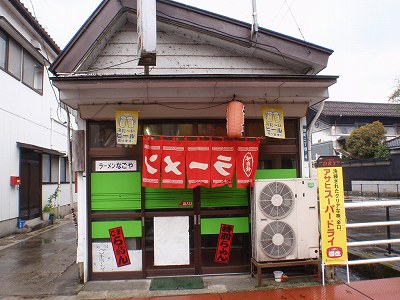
[0,219,82,298]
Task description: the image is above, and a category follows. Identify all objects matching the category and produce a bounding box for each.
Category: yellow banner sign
[115,111,139,145]
[261,106,285,139]
[317,160,348,265]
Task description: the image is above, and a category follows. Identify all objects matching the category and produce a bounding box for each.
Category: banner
[211,140,236,188]
[115,111,139,144]
[186,139,211,188]
[161,138,186,188]
[109,226,131,267]
[262,106,285,139]
[142,136,162,188]
[235,139,260,188]
[214,224,234,264]
[317,156,348,265]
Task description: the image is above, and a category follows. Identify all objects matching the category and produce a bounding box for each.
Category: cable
[157,101,227,111]
[284,0,311,54]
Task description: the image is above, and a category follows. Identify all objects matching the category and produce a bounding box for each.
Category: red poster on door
[109,226,131,267]
[186,139,211,188]
[142,136,163,187]
[211,140,236,188]
[236,139,260,188]
[161,138,186,188]
[214,224,234,264]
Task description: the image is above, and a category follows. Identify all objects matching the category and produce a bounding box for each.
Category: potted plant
[43,185,60,222]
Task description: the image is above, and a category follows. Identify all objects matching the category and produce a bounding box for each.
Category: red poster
[235,139,260,188]
[211,140,236,188]
[161,138,186,188]
[214,224,234,264]
[109,226,131,267]
[186,139,211,188]
[142,136,163,188]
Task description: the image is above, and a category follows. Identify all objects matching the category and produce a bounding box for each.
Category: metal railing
[348,183,400,198]
[344,200,400,283]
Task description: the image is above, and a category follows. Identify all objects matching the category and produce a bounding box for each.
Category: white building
[0,0,74,237]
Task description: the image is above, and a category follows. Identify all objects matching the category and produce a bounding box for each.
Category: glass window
[60,157,66,183]
[51,155,59,183]
[8,39,22,79]
[198,123,226,136]
[0,29,6,69]
[23,51,43,92]
[42,154,50,183]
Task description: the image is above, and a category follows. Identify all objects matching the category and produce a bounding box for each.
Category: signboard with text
[214,224,234,264]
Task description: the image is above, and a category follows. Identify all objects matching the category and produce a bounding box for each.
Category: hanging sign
[142,136,163,187]
[186,139,211,188]
[262,106,285,139]
[115,111,139,145]
[235,139,260,188]
[317,156,348,265]
[161,138,186,188]
[214,224,234,264]
[109,226,131,267]
[211,140,236,188]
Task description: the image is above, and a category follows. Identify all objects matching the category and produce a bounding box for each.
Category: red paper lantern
[226,100,245,138]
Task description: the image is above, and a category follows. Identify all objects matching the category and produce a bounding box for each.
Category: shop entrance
[144,186,250,277]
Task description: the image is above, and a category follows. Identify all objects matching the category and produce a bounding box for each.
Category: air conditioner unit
[251,178,319,262]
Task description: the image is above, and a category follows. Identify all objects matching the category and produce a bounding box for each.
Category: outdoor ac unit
[251,178,320,262]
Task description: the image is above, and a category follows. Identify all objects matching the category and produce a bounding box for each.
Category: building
[0,0,73,237]
[49,0,336,282]
[309,101,400,160]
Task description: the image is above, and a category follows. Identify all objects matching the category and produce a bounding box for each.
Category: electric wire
[284,0,311,54]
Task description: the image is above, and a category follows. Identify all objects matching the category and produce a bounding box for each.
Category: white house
[0,0,75,237]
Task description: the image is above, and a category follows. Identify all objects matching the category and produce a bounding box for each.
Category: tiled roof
[387,136,400,149]
[312,101,400,117]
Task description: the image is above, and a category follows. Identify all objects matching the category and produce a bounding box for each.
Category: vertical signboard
[115,111,139,145]
[214,224,234,264]
[109,226,131,267]
[261,106,285,139]
[317,156,348,265]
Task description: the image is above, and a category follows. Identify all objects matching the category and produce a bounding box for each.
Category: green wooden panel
[91,172,141,210]
[145,188,193,209]
[92,220,142,238]
[200,185,248,208]
[255,169,297,180]
[201,217,249,235]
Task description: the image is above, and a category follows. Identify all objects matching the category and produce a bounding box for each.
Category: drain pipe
[307,101,325,177]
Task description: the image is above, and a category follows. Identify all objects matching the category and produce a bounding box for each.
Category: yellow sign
[115,111,139,145]
[317,162,348,265]
[261,106,285,139]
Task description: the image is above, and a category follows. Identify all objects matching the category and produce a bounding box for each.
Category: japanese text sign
[214,224,234,264]
[161,138,186,188]
[186,139,211,188]
[317,156,348,265]
[235,139,260,188]
[211,141,236,188]
[115,111,139,145]
[142,136,163,187]
[262,106,285,139]
[95,160,137,172]
[109,226,131,267]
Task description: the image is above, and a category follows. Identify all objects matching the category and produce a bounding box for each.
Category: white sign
[154,216,190,266]
[92,243,142,272]
[95,160,137,172]
[137,0,157,66]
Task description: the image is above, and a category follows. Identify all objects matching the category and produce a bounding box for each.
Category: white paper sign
[154,216,190,266]
[95,160,137,172]
[92,242,142,272]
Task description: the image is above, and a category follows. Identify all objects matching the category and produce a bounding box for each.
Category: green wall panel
[255,169,297,180]
[91,172,141,210]
[145,188,193,209]
[92,220,142,238]
[201,217,249,235]
[200,185,248,208]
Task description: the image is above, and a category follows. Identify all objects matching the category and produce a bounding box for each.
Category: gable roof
[312,101,400,118]
[50,0,333,75]
[5,0,60,54]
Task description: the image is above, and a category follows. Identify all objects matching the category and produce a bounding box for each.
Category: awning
[17,142,66,156]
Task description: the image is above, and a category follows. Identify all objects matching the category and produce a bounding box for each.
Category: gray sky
[22,0,400,103]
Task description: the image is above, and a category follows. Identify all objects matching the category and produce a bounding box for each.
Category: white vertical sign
[137,0,157,66]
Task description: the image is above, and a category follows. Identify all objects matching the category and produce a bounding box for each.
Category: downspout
[307,101,325,177]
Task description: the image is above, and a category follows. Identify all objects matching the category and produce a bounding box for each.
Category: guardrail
[348,183,400,198]
[344,200,400,283]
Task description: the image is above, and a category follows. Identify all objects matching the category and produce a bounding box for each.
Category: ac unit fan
[260,221,295,259]
[259,181,294,219]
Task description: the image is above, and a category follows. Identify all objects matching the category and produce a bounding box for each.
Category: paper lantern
[226,100,245,138]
